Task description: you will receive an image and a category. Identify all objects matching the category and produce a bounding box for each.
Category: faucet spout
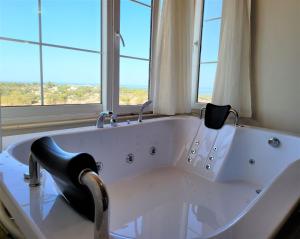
[96,111,113,128]
[138,100,152,123]
[110,114,118,127]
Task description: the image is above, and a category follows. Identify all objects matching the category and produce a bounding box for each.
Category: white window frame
[191,0,223,110]
[1,0,103,125]
[110,0,157,115]
[191,0,205,110]
[1,0,158,125]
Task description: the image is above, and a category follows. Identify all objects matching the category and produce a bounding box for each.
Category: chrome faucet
[138,100,152,123]
[96,111,117,128]
[110,113,118,127]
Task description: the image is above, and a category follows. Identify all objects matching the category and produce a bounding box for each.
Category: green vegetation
[0,82,41,106]
[0,82,148,106]
[119,87,148,105]
[44,82,101,105]
[198,95,212,103]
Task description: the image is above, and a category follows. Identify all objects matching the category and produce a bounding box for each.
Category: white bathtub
[0,116,300,239]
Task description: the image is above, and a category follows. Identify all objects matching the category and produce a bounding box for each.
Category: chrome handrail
[229,109,239,126]
[79,170,110,239]
[200,107,206,119]
[28,155,41,187]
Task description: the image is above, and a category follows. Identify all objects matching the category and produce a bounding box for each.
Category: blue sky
[199,0,222,94]
[0,0,222,95]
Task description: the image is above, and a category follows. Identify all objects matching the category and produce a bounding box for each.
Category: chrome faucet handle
[110,114,118,127]
[96,111,114,128]
[100,111,113,117]
[138,100,152,123]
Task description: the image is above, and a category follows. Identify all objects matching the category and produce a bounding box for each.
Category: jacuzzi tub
[0,116,300,239]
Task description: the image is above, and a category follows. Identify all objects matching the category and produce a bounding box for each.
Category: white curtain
[212,0,252,117]
[152,0,195,115]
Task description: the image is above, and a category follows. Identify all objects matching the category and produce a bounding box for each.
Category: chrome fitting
[28,154,41,187]
[79,170,109,239]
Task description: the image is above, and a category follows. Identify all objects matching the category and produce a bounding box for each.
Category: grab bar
[229,108,239,126]
[200,107,206,120]
[79,170,109,239]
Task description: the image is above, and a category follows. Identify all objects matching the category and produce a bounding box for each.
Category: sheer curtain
[152,0,195,115]
[212,0,252,117]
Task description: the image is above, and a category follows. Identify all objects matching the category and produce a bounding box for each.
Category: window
[197,0,223,103]
[0,0,101,106]
[0,0,156,124]
[115,0,153,112]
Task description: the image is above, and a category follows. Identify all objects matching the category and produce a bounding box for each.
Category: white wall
[252,0,300,134]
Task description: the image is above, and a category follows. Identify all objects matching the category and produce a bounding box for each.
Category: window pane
[120,0,151,59]
[200,19,221,62]
[0,0,39,41]
[203,0,223,20]
[0,41,41,106]
[43,47,101,105]
[119,57,149,105]
[198,63,217,103]
[42,0,101,50]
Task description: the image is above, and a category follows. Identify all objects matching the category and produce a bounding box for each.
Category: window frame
[111,0,157,115]
[1,0,103,125]
[1,0,158,125]
[192,0,223,110]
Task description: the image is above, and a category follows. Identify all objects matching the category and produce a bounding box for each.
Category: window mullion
[191,0,205,105]
[195,0,223,105]
[111,0,121,112]
[38,0,44,105]
[101,0,115,112]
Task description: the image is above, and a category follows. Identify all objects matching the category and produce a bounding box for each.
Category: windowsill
[1,113,165,136]
[1,109,260,137]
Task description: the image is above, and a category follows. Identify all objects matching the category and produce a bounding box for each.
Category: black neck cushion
[204,103,231,129]
[31,136,99,221]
